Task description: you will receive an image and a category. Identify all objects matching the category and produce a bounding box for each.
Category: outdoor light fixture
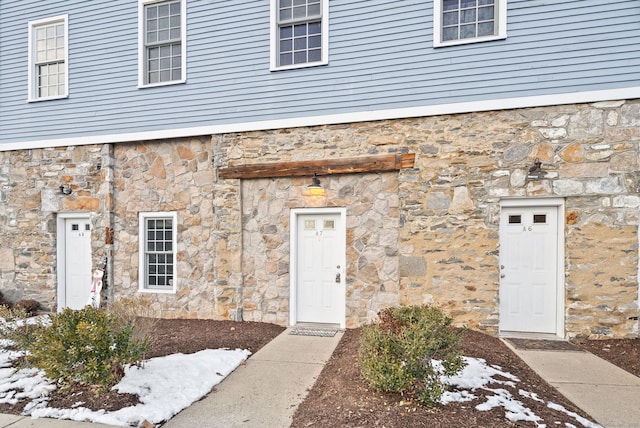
[527,159,547,181]
[58,184,72,195]
[307,173,325,196]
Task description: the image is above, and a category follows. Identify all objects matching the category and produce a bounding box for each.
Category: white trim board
[3,86,640,151]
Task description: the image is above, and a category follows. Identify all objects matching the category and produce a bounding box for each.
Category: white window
[270,0,329,71]
[433,0,507,47]
[139,212,177,293]
[138,0,186,87]
[28,15,68,101]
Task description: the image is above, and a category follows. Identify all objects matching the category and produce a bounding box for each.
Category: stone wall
[240,173,400,327]
[111,137,226,319]
[0,144,109,309]
[0,99,638,338]
[214,100,639,337]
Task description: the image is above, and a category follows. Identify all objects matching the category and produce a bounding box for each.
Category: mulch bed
[573,337,640,378]
[291,329,598,427]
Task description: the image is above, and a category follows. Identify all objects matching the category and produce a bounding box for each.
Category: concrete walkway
[505,341,640,428]
[0,414,107,427]
[164,327,343,428]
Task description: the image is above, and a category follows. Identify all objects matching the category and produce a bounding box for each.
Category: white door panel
[500,207,558,334]
[296,213,343,324]
[63,219,92,310]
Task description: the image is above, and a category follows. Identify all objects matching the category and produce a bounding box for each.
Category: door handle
[335,273,341,283]
[500,274,505,278]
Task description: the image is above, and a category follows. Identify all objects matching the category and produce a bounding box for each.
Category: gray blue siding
[1,0,639,146]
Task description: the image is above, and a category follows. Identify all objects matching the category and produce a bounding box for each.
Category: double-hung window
[434,0,507,47]
[139,0,186,86]
[139,212,177,293]
[270,0,329,70]
[28,15,68,101]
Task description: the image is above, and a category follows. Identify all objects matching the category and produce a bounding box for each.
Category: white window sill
[138,287,176,294]
[138,79,186,89]
[27,94,69,103]
[270,60,328,72]
[434,34,507,48]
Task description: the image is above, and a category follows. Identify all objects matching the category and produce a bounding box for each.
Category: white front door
[295,211,345,325]
[499,206,559,334]
[61,217,92,310]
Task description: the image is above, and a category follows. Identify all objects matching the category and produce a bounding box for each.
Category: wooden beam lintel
[218,153,415,180]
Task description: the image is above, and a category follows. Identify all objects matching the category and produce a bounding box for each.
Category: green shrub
[0,305,47,352]
[358,305,466,407]
[27,307,149,391]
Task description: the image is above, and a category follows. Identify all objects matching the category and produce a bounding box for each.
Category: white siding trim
[4,86,640,151]
[137,0,187,88]
[27,14,69,102]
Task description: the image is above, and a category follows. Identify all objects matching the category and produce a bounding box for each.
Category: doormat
[289,327,338,337]
[505,338,583,352]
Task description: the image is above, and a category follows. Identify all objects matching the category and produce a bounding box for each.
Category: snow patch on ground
[547,402,602,428]
[0,346,249,427]
[438,356,602,428]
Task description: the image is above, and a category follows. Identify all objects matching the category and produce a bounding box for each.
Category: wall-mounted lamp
[59,184,73,195]
[527,159,547,181]
[307,173,325,196]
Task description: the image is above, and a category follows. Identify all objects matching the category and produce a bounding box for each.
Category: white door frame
[56,212,92,311]
[290,207,346,328]
[499,198,565,338]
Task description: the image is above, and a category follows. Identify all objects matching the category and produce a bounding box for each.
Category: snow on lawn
[437,356,602,428]
[0,346,250,427]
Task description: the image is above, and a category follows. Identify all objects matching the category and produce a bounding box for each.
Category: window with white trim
[139,212,177,292]
[270,0,329,70]
[434,0,507,47]
[138,0,186,86]
[28,15,68,101]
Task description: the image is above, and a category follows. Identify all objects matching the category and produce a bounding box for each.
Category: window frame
[433,0,507,48]
[270,0,329,71]
[27,14,69,102]
[138,211,178,294]
[138,0,187,88]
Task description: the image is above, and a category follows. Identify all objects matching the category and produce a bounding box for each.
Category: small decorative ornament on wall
[58,183,72,195]
[527,159,548,181]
